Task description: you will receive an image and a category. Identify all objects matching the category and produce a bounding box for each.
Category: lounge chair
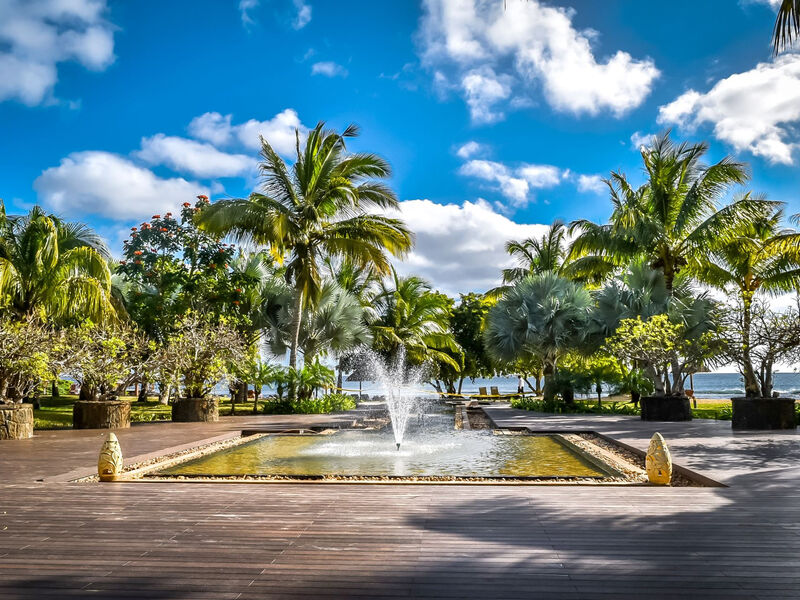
[479,386,488,396]
[490,386,500,397]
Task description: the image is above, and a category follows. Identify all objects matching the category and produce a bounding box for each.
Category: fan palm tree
[774,0,800,54]
[568,133,766,293]
[0,202,114,323]
[269,280,372,364]
[371,272,461,370]
[197,123,413,400]
[484,272,592,403]
[692,200,800,396]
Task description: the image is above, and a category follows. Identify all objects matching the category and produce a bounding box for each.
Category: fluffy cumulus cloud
[311,61,348,78]
[292,0,312,29]
[0,0,116,105]
[418,0,659,122]
[658,55,800,165]
[34,152,208,220]
[188,108,307,155]
[459,158,572,206]
[136,134,254,178]
[455,140,486,159]
[387,199,549,295]
[630,130,655,151]
[577,174,605,194]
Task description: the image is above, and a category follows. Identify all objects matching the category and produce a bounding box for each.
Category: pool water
[156,429,610,479]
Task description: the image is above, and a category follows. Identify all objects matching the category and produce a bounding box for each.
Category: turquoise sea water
[326,372,800,400]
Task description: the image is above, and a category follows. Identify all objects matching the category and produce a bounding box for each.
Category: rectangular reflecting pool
[154,429,614,479]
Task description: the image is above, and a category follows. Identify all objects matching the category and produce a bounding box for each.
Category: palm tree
[484,272,592,404]
[487,220,570,298]
[268,280,372,365]
[774,0,800,54]
[692,200,800,396]
[0,202,114,323]
[197,123,413,400]
[568,133,765,293]
[371,272,461,370]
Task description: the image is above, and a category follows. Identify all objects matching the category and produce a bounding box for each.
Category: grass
[511,393,739,421]
[33,394,265,430]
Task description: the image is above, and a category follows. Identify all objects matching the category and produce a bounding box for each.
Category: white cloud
[34,151,208,220]
[658,54,800,165]
[459,160,529,205]
[188,109,307,155]
[387,199,550,295]
[0,0,116,105]
[518,164,565,189]
[460,67,511,123]
[455,141,486,159]
[239,0,259,26]
[311,61,348,78]
[630,130,654,151]
[459,159,567,206]
[419,0,659,123]
[292,0,312,29]
[136,134,254,178]
[577,174,605,194]
[187,112,234,146]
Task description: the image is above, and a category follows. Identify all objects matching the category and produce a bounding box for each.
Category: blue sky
[0,0,797,295]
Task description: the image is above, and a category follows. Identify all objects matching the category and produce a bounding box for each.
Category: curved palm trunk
[542,359,557,405]
[287,288,304,402]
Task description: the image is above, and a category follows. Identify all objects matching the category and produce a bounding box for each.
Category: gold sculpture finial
[646,432,672,485]
[98,432,123,482]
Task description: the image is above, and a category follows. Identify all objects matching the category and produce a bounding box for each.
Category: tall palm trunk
[741,293,761,397]
[288,288,304,402]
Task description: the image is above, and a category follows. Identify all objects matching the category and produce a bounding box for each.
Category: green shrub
[263,393,356,415]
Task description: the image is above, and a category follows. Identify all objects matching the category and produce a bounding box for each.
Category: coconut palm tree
[0,202,114,323]
[487,220,571,298]
[197,123,413,400]
[568,133,766,293]
[692,200,800,396]
[371,272,461,370]
[774,0,800,54]
[484,272,592,404]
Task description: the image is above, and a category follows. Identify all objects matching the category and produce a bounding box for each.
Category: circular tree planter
[172,397,219,422]
[731,397,796,430]
[640,396,692,421]
[0,403,34,440]
[73,400,131,430]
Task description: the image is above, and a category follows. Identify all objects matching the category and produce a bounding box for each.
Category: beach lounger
[490,386,500,396]
[479,386,487,396]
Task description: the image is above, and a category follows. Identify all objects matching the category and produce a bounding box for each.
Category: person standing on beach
[517,375,524,396]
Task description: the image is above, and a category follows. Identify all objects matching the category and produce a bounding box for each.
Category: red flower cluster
[160,228,168,232]
[197,195,208,201]
[152,214,161,219]
[133,250,143,256]
[182,202,191,207]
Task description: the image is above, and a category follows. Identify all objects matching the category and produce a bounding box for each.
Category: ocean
[330,372,800,400]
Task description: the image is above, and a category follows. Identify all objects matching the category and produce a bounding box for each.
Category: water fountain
[365,347,423,450]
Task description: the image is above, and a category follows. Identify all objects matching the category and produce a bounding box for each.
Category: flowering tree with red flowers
[117,196,250,345]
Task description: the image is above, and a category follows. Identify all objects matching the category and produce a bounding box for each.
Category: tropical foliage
[0,202,115,323]
[196,123,413,400]
[568,133,757,291]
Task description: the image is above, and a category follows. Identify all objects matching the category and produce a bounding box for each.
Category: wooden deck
[2,406,800,598]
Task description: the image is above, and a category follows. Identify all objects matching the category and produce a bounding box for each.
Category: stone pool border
[76,424,720,486]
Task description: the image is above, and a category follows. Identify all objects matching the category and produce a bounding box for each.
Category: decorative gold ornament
[98,432,123,482]
[646,432,672,485]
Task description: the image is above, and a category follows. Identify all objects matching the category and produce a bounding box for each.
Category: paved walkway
[2,406,800,598]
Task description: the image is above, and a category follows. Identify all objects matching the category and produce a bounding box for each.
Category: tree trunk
[252,387,261,414]
[159,384,171,405]
[51,380,59,398]
[741,295,761,397]
[288,288,304,402]
[457,377,464,395]
[542,360,556,405]
[138,382,149,402]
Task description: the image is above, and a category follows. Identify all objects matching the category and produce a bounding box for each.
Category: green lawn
[34,395,262,430]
